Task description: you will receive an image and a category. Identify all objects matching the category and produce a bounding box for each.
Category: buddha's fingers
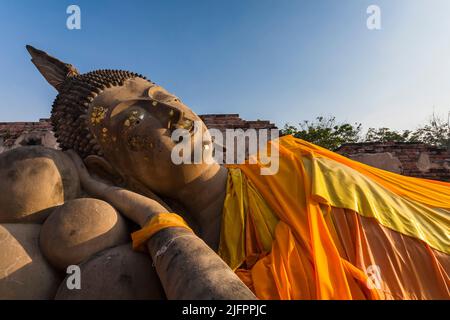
[65,149,106,197]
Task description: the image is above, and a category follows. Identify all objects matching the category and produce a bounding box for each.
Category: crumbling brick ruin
[337,142,450,182]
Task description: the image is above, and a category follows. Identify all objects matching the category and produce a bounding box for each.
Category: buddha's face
[86,78,215,198]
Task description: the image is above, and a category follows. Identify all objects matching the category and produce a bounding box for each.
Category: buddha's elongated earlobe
[26,45,79,92]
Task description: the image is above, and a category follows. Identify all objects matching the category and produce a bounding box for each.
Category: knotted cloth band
[131,213,193,252]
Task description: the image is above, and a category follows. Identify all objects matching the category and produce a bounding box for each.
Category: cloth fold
[132,213,193,252]
[220,136,449,299]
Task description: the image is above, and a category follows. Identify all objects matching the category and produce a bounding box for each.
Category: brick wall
[200,114,278,162]
[200,114,277,130]
[336,142,450,182]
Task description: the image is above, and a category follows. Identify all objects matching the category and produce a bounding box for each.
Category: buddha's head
[27,45,215,199]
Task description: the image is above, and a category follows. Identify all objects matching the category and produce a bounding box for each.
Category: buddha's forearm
[85,179,165,227]
[147,227,257,300]
[103,186,167,226]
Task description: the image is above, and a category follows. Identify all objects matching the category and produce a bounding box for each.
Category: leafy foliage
[282,113,450,150]
[409,113,450,148]
[281,116,362,150]
[365,128,413,143]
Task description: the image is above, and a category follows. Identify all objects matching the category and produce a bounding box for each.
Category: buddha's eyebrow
[110,101,136,118]
[110,100,147,118]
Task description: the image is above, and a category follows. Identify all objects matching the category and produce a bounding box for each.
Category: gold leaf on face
[90,106,107,126]
[124,111,141,128]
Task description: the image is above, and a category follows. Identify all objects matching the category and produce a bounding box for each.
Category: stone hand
[66,149,168,227]
[65,149,108,198]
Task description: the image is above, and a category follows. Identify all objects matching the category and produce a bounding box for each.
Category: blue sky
[1,0,450,131]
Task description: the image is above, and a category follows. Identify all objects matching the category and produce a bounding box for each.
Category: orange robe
[218,136,449,300]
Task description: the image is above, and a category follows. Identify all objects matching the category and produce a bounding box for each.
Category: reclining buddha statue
[0,45,448,300]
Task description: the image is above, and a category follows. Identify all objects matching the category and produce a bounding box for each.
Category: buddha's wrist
[146,227,193,259]
[131,213,193,252]
[138,212,156,228]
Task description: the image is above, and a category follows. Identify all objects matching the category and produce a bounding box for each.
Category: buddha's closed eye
[123,110,145,128]
[111,99,184,131]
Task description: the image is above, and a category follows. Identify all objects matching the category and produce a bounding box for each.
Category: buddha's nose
[151,102,196,133]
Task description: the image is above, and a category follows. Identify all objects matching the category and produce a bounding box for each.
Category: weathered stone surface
[0,119,57,152]
[14,131,58,149]
[0,146,80,223]
[347,152,402,174]
[40,198,129,270]
[55,244,165,300]
[0,224,61,299]
[416,152,440,172]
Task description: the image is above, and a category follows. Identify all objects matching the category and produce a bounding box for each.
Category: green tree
[365,128,412,143]
[282,112,450,150]
[281,116,362,150]
[410,113,450,148]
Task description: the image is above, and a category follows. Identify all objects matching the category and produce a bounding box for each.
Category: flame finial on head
[26,45,79,92]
